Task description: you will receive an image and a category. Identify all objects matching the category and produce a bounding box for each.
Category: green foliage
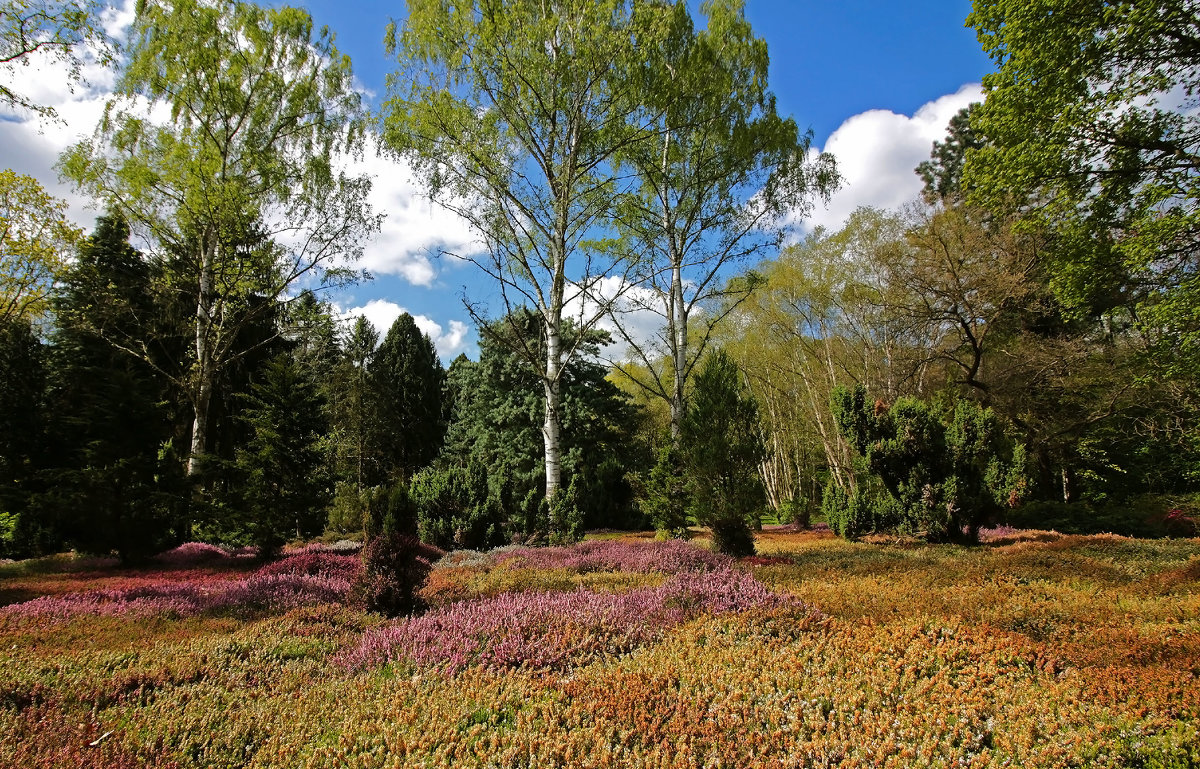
[915,104,982,202]
[547,475,583,546]
[59,0,377,477]
[370,314,445,482]
[325,317,383,490]
[234,352,330,558]
[0,0,114,117]
[0,170,82,324]
[327,482,368,535]
[610,0,836,437]
[965,0,1200,362]
[829,385,1029,542]
[644,446,690,539]
[442,311,644,538]
[680,350,764,556]
[40,215,187,564]
[411,460,507,551]
[0,316,45,557]
[381,481,418,538]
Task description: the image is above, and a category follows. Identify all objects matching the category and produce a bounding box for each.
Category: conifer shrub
[354,533,443,617]
[829,385,1028,542]
[644,446,690,538]
[547,476,584,545]
[411,462,507,550]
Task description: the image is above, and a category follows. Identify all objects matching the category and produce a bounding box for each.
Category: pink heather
[0,551,362,623]
[341,568,814,674]
[490,539,733,574]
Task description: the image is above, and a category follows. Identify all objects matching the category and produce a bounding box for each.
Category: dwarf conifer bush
[355,533,443,617]
[829,385,1028,541]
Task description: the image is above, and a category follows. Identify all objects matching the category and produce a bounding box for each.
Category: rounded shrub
[355,533,444,618]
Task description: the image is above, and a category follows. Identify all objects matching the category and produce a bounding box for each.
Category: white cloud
[343,147,482,287]
[802,83,984,232]
[0,1,135,229]
[339,298,472,361]
[563,275,669,362]
[0,0,480,293]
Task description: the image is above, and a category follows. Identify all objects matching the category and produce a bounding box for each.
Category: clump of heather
[342,568,814,673]
[1,556,358,624]
[355,534,444,617]
[492,539,732,575]
[258,551,361,584]
[152,542,258,568]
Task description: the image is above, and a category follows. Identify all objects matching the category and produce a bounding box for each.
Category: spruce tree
[45,215,185,563]
[370,314,445,482]
[0,317,47,557]
[235,351,329,557]
[681,350,765,556]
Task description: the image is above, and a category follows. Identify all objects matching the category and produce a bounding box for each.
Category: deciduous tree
[610,0,835,440]
[382,0,660,510]
[60,0,378,477]
[0,169,81,324]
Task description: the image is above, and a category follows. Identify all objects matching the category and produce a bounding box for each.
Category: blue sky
[0,0,994,361]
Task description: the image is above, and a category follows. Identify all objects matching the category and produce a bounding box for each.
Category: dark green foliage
[327,481,368,534]
[326,316,384,490]
[644,445,690,538]
[680,350,765,556]
[1001,495,1199,539]
[547,474,584,546]
[40,215,186,563]
[383,480,418,537]
[0,317,47,558]
[915,104,982,202]
[234,352,330,557]
[356,533,443,617]
[821,477,902,540]
[829,385,1028,542]
[410,459,508,551]
[370,313,445,481]
[441,311,644,538]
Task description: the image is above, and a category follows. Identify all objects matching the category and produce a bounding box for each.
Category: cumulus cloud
[339,299,472,361]
[0,0,135,229]
[342,148,482,287]
[802,83,984,232]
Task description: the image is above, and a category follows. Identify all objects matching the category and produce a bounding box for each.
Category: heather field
[2,531,1198,768]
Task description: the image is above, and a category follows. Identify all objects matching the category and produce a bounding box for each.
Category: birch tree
[60,0,378,477]
[608,0,836,440]
[382,0,663,506]
[1,0,113,117]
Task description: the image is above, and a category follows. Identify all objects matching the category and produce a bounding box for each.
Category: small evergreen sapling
[680,350,766,557]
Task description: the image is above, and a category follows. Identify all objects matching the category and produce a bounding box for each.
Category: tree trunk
[543,316,563,506]
[669,261,687,442]
[187,237,217,477]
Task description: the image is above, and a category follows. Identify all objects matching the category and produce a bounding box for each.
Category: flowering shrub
[1164,508,1198,537]
[257,551,361,584]
[151,542,232,568]
[492,539,732,574]
[1,557,357,623]
[343,568,814,673]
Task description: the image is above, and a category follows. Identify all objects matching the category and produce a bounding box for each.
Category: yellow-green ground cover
[1,530,1197,768]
